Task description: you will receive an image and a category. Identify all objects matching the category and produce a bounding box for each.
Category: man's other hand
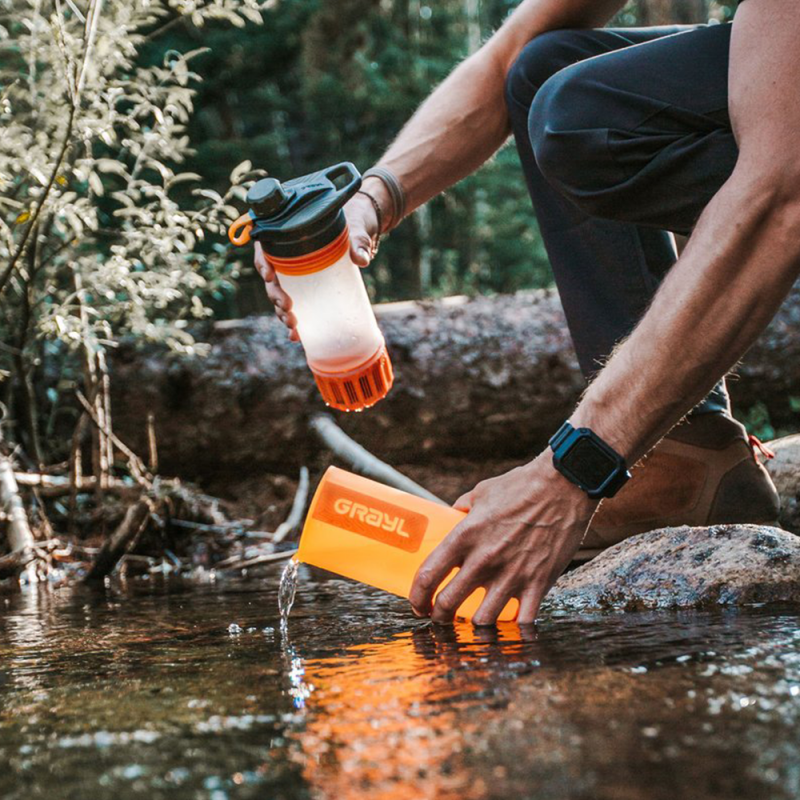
[408,453,599,625]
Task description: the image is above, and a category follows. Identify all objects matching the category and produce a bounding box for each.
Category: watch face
[561,438,617,489]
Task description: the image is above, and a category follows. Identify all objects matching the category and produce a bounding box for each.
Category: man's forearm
[572,166,800,466]
[374,54,511,215]
[365,0,626,218]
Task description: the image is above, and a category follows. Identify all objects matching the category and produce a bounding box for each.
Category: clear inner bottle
[280,251,384,373]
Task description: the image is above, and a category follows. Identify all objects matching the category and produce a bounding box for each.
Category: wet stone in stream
[549,524,800,612]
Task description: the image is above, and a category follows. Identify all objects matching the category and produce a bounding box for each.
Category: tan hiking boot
[576,414,781,561]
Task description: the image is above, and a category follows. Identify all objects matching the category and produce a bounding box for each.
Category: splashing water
[278,558,300,633]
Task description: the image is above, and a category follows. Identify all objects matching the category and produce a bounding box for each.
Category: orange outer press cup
[296,466,519,622]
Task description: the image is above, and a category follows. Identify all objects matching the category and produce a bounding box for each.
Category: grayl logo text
[333,498,412,539]
[313,481,428,552]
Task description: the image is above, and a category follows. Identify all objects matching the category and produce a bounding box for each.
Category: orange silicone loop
[267,226,350,276]
[228,213,253,247]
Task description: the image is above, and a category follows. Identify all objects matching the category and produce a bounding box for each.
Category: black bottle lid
[244,162,362,258]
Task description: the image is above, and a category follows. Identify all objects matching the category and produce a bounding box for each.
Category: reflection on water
[1,564,800,799]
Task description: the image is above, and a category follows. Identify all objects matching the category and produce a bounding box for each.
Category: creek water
[1,565,800,800]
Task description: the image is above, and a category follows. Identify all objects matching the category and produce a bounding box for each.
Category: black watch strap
[549,421,631,499]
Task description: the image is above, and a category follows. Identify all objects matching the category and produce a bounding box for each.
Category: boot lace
[748,434,776,464]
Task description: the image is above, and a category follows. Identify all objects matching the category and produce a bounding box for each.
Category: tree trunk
[109,285,800,480]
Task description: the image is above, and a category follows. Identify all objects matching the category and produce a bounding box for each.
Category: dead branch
[272,466,310,544]
[146,412,158,473]
[76,390,151,486]
[98,350,114,485]
[0,452,35,556]
[13,472,140,498]
[83,495,153,584]
[165,518,271,537]
[310,413,445,505]
[156,480,228,527]
[68,409,88,533]
[73,268,109,499]
[218,549,297,571]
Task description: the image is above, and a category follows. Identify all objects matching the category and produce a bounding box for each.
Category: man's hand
[409,453,598,626]
[253,188,381,340]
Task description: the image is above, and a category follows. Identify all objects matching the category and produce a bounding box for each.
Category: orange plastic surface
[312,344,394,412]
[268,226,350,276]
[296,466,519,622]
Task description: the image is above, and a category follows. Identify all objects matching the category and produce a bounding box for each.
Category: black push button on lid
[247,178,290,217]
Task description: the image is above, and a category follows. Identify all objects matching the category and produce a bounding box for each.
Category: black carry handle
[323,162,362,210]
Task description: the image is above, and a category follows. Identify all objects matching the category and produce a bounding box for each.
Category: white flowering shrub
[0,0,265,456]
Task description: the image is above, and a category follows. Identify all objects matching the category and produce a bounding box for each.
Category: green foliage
[0,0,264,457]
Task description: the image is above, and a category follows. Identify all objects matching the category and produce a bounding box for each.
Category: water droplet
[227,623,242,635]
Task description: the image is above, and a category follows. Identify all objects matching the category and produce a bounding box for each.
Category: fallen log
[109,284,800,478]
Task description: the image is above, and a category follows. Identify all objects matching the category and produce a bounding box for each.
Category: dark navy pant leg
[505,26,733,415]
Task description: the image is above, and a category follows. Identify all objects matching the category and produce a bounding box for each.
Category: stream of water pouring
[278,558,300,633]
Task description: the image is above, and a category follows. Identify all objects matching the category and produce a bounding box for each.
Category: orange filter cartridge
[296,467,519,622]
[228,163,393,412]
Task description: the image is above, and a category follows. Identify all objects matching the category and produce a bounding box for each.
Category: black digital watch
[549,421,631,499]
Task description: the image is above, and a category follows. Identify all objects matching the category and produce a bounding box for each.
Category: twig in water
[218,550,297,572]
[310,413,445,504]
[83,495,153,584]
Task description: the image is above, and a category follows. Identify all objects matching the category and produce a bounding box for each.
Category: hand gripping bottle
[228,163,393,412]
[296,467,519,622]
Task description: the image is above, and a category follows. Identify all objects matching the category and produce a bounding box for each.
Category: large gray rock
[548,524,800,612]
[765,434,800,534]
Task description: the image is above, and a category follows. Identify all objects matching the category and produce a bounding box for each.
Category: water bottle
[228,163,393,412]
[296,466,519,622]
